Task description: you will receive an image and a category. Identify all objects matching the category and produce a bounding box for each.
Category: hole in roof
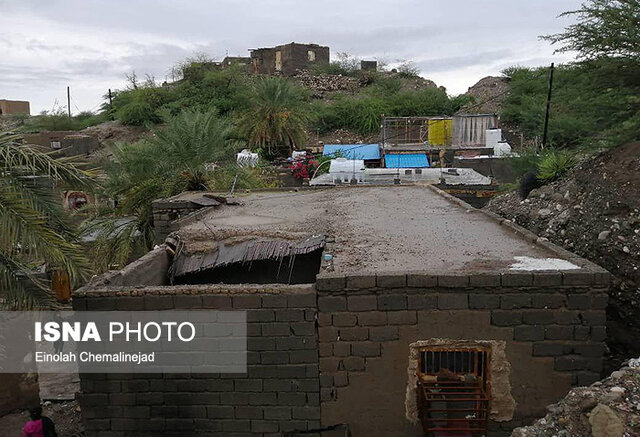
[169,236,325,285]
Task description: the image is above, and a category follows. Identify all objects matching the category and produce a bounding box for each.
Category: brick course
[77,288,319,436]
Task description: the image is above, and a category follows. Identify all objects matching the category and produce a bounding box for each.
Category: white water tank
[485,128,502,148]
[329,158,365,183]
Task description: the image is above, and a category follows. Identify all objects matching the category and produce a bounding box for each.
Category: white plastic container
[236,149,259,167]
[494,142,512,157]
[292,150,307,161]
[329,158,365,183]
[485,128,502,148]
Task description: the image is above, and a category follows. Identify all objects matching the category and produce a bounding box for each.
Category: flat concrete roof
[176,186,582,275]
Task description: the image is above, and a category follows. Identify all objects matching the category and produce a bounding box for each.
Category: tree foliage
[501,61,640,148]
[0,132,94,308]
[81,109,263,271]
[239,77,309,157]
[314,87,468,135]
[543,0,640,61]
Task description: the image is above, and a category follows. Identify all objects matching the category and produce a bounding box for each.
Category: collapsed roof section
[169,235,325,285]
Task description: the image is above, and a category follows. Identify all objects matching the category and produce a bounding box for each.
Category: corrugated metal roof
[385,153,430,168]
[322,144,380,160]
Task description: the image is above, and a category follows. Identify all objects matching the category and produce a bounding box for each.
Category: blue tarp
[385,153,430,168]
[322,144,381,160]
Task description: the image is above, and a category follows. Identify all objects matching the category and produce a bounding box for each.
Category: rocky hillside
[463,76,510,113]
[512,358,640,437]
[486,142,640,371]
[294,69,439,98]
[81,120,148,146]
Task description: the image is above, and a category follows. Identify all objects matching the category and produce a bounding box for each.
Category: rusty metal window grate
[417,347,490,437]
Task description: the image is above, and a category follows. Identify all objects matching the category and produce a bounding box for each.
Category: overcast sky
[0,0,581,114]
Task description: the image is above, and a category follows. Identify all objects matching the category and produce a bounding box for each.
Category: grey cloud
[416,49,516,73]
[0,0,583,112]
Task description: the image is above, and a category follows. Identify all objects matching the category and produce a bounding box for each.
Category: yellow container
[428,119,452,146]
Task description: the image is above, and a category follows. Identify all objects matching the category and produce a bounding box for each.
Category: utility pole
[108,89,113,120]
[67,86,71,117]
[541,62,554,150]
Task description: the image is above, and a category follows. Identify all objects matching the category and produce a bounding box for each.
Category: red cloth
[22,419,44,437]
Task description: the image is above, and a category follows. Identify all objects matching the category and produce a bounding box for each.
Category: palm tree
[239,77,309,157]
[82,109,242,271]
[0,132,93,309]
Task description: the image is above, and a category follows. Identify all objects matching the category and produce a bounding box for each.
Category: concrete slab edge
[73,283,316,298]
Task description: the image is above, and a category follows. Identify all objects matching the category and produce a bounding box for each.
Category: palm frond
[0,182,89,286]
[0,250,55,310]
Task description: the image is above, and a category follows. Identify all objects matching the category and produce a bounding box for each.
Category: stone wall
[250,43,329,76]
[279,44,329,76]
[22,132,100,157]
[73,285,320,437]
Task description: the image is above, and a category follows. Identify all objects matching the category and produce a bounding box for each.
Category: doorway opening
[416,346,491,436]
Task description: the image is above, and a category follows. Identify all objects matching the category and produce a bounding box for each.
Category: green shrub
[537,150,577,181]
[117,101,162,125]
[313,85,465,135]
[396,60,420,78]
[310,62,356,77]
[501,60,640,148]
[18,110,108,132]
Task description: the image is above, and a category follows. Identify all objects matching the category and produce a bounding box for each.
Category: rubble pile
[463,75,510,113]
[293,70,359,93]
[387,73,438,91]
[511,360,640,437]
[313,128,377,145]
[486,142,640,369]
[0,116,25,132]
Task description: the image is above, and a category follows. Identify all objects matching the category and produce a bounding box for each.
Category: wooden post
[67,86,71,117]
[541,63,554,149]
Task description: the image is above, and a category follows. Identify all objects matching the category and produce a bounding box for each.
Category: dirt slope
[463,76,510,113]
[511,360,640,437]
[486,142,640,372]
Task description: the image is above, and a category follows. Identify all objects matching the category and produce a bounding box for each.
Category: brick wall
[315,270,609,436]
[74,286,319,437]
[76,268,608,436]
[75,228,611,437]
